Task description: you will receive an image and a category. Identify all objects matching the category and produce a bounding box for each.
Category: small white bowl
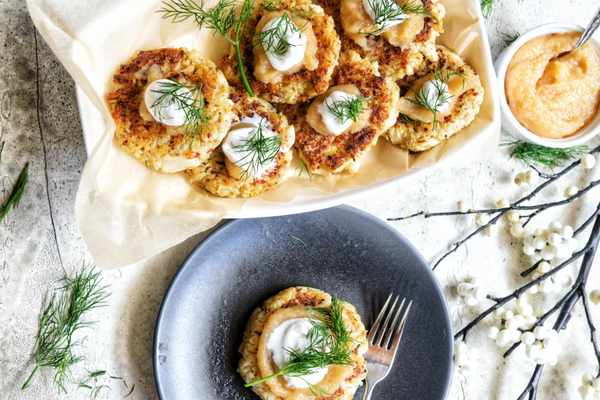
[495,22,600,148]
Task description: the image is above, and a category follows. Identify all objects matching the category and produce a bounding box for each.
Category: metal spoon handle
[574,5,600,52]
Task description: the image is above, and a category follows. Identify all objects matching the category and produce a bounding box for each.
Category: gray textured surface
[0,0,599,399]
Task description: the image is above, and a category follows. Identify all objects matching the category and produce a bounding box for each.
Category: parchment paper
[26,0,500,269]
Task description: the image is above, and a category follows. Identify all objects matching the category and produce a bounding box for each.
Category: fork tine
[391,300,412,350]
[367,293,392,343]
[374,296,398,346]
[383,298,405,349]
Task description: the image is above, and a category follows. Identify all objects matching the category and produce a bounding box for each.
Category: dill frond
[158,0,282,96]
[501,29,520,46]
[252,10,310,57]
[295,158,312,180]
[0,162,28,224]
[405,69,466,132]
[325,92,369,125]
[481,0,494,19]
[234,121,283,181]
[365,0,432,35]
[150,79,211,145]
[503,141,589,170]
[21,265,110,392]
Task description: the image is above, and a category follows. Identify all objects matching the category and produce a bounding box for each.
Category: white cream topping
[317,91,357,135]
[144,79,192,126]
[362,0,409,30]
[267,317,328,388]
[420,80,451,113]
[262,16,307,71]
[221,115,281,178]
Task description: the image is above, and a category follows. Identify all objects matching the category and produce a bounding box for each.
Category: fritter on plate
[186,90,295,198]
[220,0,341,104]
[238,287,368,400]
[106,48,234,173]
[317,0,444,80]
[280,50,400,175]
[384,45,484,152]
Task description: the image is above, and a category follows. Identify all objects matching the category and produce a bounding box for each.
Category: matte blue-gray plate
[154,205,453,400]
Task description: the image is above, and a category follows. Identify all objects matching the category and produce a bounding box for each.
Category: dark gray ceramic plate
[154,205,453,400]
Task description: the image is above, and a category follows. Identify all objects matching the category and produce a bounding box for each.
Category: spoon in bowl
[568,5,600,55]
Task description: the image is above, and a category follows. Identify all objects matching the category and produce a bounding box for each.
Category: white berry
[548,221,562,233]
[457,282,473,296]
[507,210,520,222]
[511,223,525,238]
[560,225,574,239]
[541,246,555,260]
[493,307,505,320]
[523,244,536,256]
[581,154,596,169]
[548,233,562,246]
[583,373,595,386]
[522,331,536,345]
[534,326,549,340]
[519,304,534,317]
[475,213,490,227]
[533,236,547,250]
[564,186,579,198]
[515,172,527,186]
[553,244,570,259]
[473,286,487,301]
[537,261,551,274]
[590,290,600,305]
[464,295,478,306]
[525,169,539,184]
[525,344,540,360]
[485,224,498,237]
[487,326,499,339]
[504,310,514,320]
[457,201,469,213]
[497,199,510,209]
[565,238,579,251]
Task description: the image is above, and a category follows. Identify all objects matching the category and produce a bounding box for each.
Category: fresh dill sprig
[365,0,432,36]
[325,93,369,125]
[150,79,210,144]
[502,141,589,170]
[501,29,521,46]
[288,234,306,246]
[234,121,283,181]
[401,114,419,124]
[252,10,310,57]
[0,141,5,164]
[405,70,466,132]
[21,265,110,393]
[0,162,28,224]
[295,158,312,180]
[481,0,494,19]
[79,370,134,399]
[158,0,281,97]
[245,296,357,397]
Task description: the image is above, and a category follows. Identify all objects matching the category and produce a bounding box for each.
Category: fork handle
[362,380,375,400]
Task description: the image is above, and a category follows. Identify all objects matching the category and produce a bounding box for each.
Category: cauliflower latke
[384,45,484,152]
[238,287,368,400]
[106,48,234,173]
[219,0,341,104]
[317,0,444,80]
[186,90,295,198]
[280,50,400,174]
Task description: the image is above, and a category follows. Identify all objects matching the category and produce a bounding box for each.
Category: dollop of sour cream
[221,115,280,177]
[144,79,192,126]
[267,318,328,388]
[317,91,357,135]
[362,0,409,30]
[420,79,451,113]
[262,16,307,71]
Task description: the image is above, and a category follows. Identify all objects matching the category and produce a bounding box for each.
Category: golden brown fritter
[280,50,400,175]
[186,90,295,198]
[384,45,484,152]
[219,0,341,104]
[238,287,368,400]
[106,48,234,173]
[316,0,444,80]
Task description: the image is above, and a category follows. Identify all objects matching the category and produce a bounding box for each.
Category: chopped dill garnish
[365,0,432,36]
[245,296,357,397]
[481,0,494,19]
[234,121,283,181]
[401,114,419,124]
[0,162,28,224]
[325,92,369,125]
[501,29,521,46]
[405,69,466,132]
[288,234,306,246]
[150,79,210,144]
[158,0,282,97]
[252,9,311,57]
[21,265,110,393]
[295,158,312,180]
[502,141,589,170]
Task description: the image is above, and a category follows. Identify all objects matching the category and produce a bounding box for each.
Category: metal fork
[362,294,412,400]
